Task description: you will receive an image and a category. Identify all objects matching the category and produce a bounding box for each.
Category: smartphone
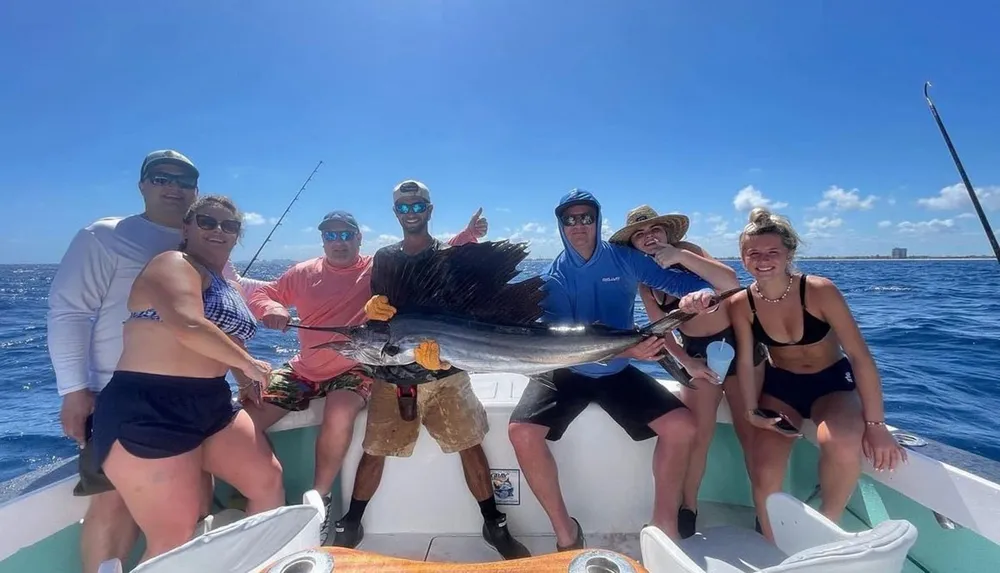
[753,408,801,436]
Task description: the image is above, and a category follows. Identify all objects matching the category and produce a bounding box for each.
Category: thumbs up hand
[467,207,488,239]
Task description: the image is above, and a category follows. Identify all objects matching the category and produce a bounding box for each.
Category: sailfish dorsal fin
[373,240,546,327]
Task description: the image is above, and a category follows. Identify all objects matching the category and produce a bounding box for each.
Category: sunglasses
[322,230,357,242]
[195,213,241,234]
[147,172,197,190]
[560,212,596,227]
[394,202,428,215]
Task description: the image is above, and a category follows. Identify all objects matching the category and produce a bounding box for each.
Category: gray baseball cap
[319,210,360,231]
[140,149,199,179]
[392,179,431,203]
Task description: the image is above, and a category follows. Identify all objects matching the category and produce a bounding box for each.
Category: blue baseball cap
[319,210,360,231]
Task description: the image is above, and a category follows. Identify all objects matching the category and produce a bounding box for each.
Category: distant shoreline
[713,256,998,262]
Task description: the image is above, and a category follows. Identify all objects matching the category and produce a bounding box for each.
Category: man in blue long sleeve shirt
[509,189,732,547]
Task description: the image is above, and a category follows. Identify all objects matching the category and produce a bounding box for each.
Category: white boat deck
[351,501,758,565]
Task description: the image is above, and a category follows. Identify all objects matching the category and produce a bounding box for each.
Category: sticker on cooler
[491,469,520,505]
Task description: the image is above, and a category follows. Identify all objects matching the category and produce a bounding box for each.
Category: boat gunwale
[2,375,1000,562]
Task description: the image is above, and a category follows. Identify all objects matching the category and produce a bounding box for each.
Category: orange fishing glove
[414,340,450,371]
[364,295,397,321]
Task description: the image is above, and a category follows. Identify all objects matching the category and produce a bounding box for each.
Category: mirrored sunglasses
[394,202,428,215]
[560,212,595,227]
[322,230,357,242]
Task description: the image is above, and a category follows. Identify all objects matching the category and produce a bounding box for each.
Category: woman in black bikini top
[727,206,906,542]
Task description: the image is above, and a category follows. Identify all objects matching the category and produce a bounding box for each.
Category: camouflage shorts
[262,363,374,412]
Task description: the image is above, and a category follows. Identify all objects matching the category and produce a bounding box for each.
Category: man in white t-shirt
[47,149,216,573]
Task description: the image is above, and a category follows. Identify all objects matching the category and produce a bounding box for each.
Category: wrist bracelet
[865,420,886,427]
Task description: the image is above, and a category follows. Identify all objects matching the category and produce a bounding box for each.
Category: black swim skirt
[89,370,240,474]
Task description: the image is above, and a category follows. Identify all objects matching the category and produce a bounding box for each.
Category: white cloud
[897,219,956,234]
[804,217,843,239]
[888,198,897,206]
[375,234,401,246]
[435,231,458,241]
[301,226,315,233]
[244,212,267,226]
[360,224,373,232]
[917,184,1000,211]
[494,231,563,259]
[878,220,893,228]
[601,219,612,240]
[733,185,788,211]
[956,212,976,219]
[806,217,843,231]
[522,222,547,234]
[816,186,877,211]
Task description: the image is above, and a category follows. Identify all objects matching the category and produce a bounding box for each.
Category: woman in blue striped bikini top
[128,268,257,343]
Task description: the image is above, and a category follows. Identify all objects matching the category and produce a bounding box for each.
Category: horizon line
[2,254,998,267]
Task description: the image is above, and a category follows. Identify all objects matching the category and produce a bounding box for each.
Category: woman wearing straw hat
[610,205,767,539]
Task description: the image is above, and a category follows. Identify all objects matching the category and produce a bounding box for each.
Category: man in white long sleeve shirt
[47,149,225,573]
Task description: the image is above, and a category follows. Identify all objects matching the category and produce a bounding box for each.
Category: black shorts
[679,326,767,378]
[73,416,115,497]
[87,371,240,480]
[509,365,687,442]
[762,357,857,419]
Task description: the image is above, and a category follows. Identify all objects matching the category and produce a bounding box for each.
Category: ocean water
[1,259,999,484]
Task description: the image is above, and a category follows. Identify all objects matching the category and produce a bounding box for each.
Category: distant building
[891,247,908,259]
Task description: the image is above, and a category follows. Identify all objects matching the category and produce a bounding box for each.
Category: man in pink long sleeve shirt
[245,209,482,543]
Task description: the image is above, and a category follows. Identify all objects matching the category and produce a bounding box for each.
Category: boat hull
[3,372,1000,572]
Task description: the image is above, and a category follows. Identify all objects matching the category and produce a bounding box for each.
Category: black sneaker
[331,519,365,548]
[482,514,531,560]
[556,517,585,552]
[678,507,697,539]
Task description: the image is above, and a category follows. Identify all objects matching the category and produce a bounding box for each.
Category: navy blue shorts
[88,371,240,475]
[762,357,857,419]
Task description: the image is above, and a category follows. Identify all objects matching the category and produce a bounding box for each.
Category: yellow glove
[365,295,397,321]
[414,340,451,371]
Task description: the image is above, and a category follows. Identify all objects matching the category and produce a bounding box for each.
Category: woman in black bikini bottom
[728,207,907,542]
[610,205,751,539]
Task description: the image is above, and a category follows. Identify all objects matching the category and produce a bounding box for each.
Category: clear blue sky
[2,0,999,263]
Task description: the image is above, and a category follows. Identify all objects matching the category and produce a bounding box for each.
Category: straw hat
[609,205,690,245]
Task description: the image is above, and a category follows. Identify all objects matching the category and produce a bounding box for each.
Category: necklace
[753,274,794,303]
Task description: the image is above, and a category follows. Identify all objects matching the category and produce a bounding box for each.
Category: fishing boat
[1,371,998,572]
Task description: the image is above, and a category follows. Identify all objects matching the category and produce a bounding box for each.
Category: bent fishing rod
[923,82,1000,264]
[241,160,324,276]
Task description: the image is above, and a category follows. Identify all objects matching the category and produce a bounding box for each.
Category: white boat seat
[97,489,325,573]
[640,492,918,573]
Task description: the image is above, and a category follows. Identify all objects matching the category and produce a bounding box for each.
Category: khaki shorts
[362,372,488,458]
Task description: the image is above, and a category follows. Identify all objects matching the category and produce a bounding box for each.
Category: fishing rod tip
[924,81,932,98]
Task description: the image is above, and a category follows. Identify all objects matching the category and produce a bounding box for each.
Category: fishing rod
[241,160,325,276]
[923,82,1000,264]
